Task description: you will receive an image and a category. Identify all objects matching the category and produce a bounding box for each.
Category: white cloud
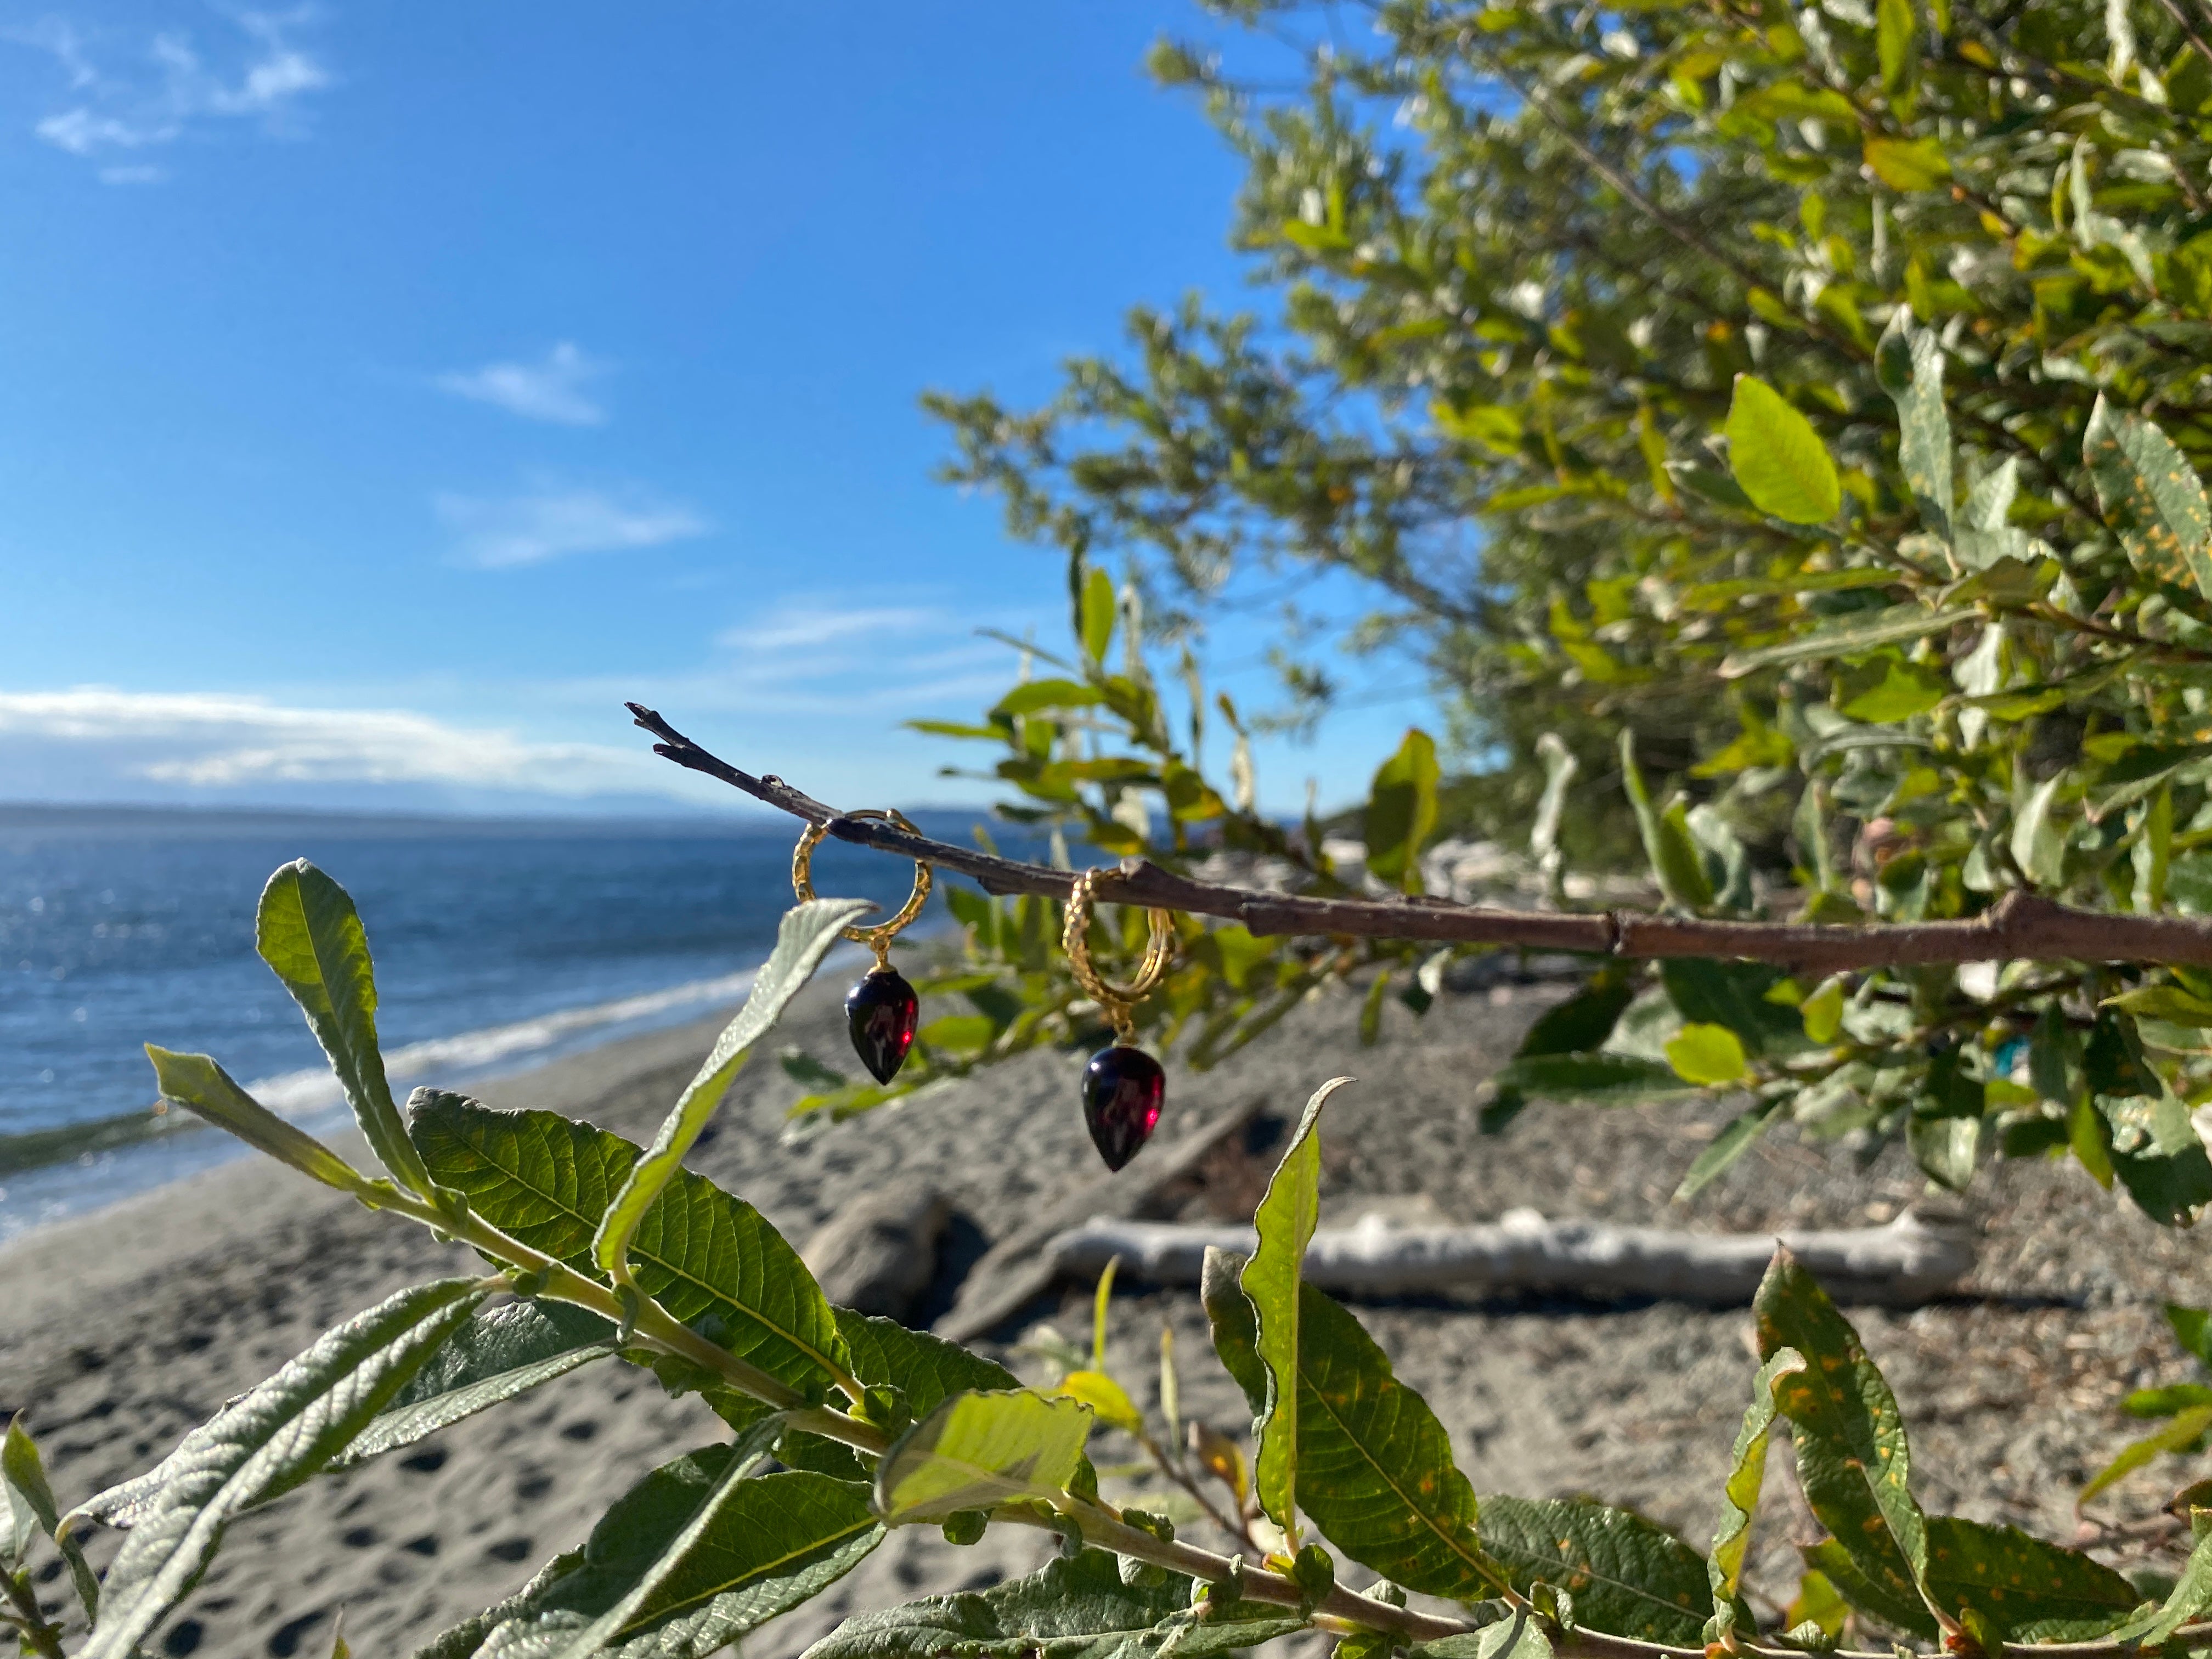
[0,687,669,796]
[437,482,711,569]
[10,9,331,177]
[38,108,167,155]
[717,603,941,653]
[436,342,609,426]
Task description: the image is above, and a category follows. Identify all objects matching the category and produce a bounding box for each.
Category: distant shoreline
[0,799,1001,840]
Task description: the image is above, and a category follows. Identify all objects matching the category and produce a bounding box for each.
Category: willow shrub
[6,855,2212,1658]
[19,1,2212,1651]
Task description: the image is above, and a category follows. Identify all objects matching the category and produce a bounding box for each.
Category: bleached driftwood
[1044,1205,1975,1307]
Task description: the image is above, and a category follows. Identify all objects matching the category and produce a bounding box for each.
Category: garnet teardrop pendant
[845,968,919,1085]
[1081,1045,1165,1171]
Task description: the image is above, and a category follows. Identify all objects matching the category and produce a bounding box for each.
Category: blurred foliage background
[779,0,2212,1221]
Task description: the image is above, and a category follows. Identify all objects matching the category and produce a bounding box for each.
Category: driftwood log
[1043,1205,1976,1307]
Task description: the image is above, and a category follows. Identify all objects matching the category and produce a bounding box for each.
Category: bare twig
[628,704,2212,970]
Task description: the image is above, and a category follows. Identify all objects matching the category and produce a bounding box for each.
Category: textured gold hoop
[793,810,933,969]
[1062,867,1175,1044]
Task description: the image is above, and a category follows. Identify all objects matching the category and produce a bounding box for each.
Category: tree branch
[629,705,2212,970]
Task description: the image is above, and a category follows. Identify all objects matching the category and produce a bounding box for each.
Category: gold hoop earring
[1062,867,1175,1170]
[794,810,933,1085]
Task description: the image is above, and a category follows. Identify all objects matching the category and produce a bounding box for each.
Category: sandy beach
[4,968,2209,1657]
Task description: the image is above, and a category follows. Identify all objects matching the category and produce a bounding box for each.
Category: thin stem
[627,705,2212,970]
[0,1568,66,1659]
[1139,1427,1256,1551]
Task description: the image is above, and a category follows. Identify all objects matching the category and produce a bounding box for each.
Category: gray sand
[1,972,2203,1657]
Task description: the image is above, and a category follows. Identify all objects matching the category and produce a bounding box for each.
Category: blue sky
[0,4,1435,819]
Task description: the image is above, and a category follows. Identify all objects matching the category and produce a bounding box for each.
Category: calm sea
[0,806,997,1239]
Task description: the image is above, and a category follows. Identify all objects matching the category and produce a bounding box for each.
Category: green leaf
[1410,1606,1551,1659]
[1365,728,1440,893]
[919,1013,996,1058]
[1725,375,1839,524]
[836,1309,1019,1419]
[2104,1096,2212,1226]
[1920,1516,2140,1643]
[1201,1245,1267,1407]
[1664,1023,1746,1086]
[1517,969,1634,1058]
[334,1299,617,1469]
[595,898,869,1299]
[2125,1382,2212,1417]
[1058,1371,1146,1436]
[1864,136,1950,189]
[781,1048,850,1091]
[1719,606,1977,678]
[995,679,1107,718]
[1801,1538,1935,1639]
[413,1553,588,1659]
[797,1546,1306,1659]
[1200,1252,1503,1602]
[874,1390,1093,1523]
[78,1278,488,1659]
[2106,985,2212,1027]
[1801,977,1847,1045]
[1489,1051,1699,1104]
[1753,1250,1934,1637]
[433,1431,884,1659]
[904,719,1006,741]
[1620,731,1712,911]
[1091,1256,1116,1370]
[2086,1009,2157,1098]
[255,859,436,1195]
[1243,1076,1355,1539]
[1479,1495,1714,1644]
[2125,1522,2212,1644]
[1081,566,1119,664]
[1708,1348,1808,1641]
[2080,1404,2212,1506]
[550,1447,880,1658]
[1876,0,1915,92]
[1835,653,1948,722]
[144,1045,370,1195]
[2085,396,2212,601]
[2168,1303,2212,1368]
[1876,310,1952,540]
[409,1091,853,1402]
[1673,1101,1782,1202]
[1906,1114,1979,1192]
[1,1417,44,1561]
[4,1414,99,1620]
[1659,959,1802,1054]
[2012,772,2068,888]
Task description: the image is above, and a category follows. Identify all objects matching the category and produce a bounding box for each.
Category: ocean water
[0,806,992,1238]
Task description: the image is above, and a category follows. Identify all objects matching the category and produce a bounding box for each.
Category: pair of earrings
[795,818,1176,1174]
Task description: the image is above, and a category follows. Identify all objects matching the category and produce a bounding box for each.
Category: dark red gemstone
[1081,1045,1165,1171]
[845,969,919,1085]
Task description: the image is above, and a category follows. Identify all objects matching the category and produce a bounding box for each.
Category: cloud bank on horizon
[0,8,1417,820]
[0,687,663,795]
[0,595,1028,814]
